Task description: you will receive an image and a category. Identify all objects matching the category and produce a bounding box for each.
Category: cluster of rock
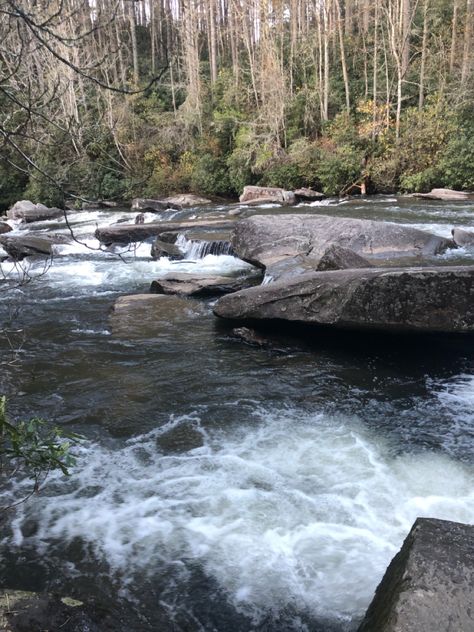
[239,185,324,206]
[211,213,474,333]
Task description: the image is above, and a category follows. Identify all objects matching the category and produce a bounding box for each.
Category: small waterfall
[175,233,235,259]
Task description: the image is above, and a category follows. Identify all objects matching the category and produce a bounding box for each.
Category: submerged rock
[109,294,206,338]
[232,214,454,269]
[0,233,70,260]
[214,266,474,333]
[156,420,204,454]
[358,518,474,632]
[413,188,474,201]
[6,200,63,223]
[150,273,259,297]
[452,227,474,247]
[0,589,118,632]
[239,186,296,206]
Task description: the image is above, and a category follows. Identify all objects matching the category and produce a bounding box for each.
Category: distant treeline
[0,0,473,208]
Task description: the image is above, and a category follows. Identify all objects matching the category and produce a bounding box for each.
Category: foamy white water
[7,409,474,624]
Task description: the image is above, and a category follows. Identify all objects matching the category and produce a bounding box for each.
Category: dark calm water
[1,196,474,631]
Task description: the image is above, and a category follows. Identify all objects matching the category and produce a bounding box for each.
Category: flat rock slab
[150,273,259,297]
[358,518,474,632]
[131,197,181,212]
[232,214,454,268]
[213,266,474,333]
[413,188,474,201]
[109,294,206,338]
[96,219,235,245]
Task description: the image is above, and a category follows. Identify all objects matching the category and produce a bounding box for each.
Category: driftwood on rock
[358,518,474,632]
[96,219,235,245]
[214,266,474,333]
[231,214,454,269]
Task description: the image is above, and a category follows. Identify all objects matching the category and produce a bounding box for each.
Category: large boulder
[0,233,70,260]
[150,273,260,297]
[213,266,474,333]
[96,219,235,245]
[452,227,474,247]
[413,188,474,201]
[239,186,296,206]
[232,214,454,268]
[7,200,63,223]
[358,518,474,632]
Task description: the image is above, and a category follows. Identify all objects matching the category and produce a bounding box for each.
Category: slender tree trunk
[419,0,429,109]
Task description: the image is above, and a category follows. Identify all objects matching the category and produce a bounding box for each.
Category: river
[1,196,474,631]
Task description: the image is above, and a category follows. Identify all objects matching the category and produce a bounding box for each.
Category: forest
[0,0,473,210]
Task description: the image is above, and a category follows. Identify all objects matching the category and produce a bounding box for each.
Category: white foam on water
[432,374,474,424]
[7,409,474,624]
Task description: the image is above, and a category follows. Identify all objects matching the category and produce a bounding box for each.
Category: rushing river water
[1,196,474,631]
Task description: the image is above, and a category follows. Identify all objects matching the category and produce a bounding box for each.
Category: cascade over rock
[358,518,474,632]
[213,266,474,333]
[231,214,454,268]
[96,219,235,245]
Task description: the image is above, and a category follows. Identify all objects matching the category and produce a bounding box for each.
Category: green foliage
[317,143,364,195]
[190,152,233,196]
[0,396,82,508]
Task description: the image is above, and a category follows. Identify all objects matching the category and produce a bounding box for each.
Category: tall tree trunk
[461,0,473,83]
[419,0,429,109]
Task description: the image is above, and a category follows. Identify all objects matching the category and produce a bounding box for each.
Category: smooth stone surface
[214,266,474,333]
[150,273,259,297]
[96,219,235,244]
[109,294,206,338]
[358,518,474,632]
[0,233,70,260]
[239,186,296,206]
[452,227,474,247]
[0,222,12,234]
[413,188,474,201]
[6,200,63,223]
[162,194,212,207]
[150,239,184,260]
[232,214,454,268]
[316,244,373,271]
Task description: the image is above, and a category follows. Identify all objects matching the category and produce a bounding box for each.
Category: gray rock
[413,188,474,201]
[156,420,204,454]
[358,518,474,632]
[264,254,320,283]
[96,219,235,245]
[150,273,259,297]
[131,197,182,212]
[150,239,184,260]
[316,244,373,271]
[213,266,474,333]
[109,294,206,338]
[0,233,70,260]
[0,222,12,234]
[232,214,454,269]
[239,186,296,206]
[7,200,64,223]
[162,193,212,207]
[452,227,474,247]
[294,188,325,201]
